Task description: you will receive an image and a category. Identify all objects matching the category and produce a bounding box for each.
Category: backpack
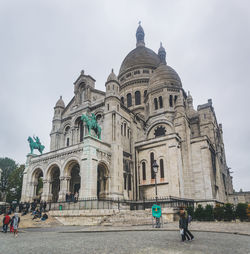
[188,215,192,223]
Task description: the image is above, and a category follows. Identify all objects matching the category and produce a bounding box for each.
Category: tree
[224,203,234,221]
[194,204,204,221]
[204,204,214,221]
[214,204,224,221]
[0,157,18,201]
[6,164,25,203]
[236,203,248,222]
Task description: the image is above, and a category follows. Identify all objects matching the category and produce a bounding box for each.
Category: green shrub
[224,203,234,221]
[236,203,248,221]
[194,205,204,221]
[204,204,214,221]
[214,205,224,221]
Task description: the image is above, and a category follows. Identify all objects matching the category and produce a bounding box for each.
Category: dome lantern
[158,42,166,64]
[136,21,145,47]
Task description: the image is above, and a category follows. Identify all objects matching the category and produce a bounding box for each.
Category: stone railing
[29,143,84,165]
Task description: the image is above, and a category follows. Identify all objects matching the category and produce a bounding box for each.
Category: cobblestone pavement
[0,230,249,254]
[21,221,250,236]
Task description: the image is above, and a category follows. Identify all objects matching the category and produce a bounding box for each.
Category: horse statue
[27,136,45,154]
[81,113,102,140]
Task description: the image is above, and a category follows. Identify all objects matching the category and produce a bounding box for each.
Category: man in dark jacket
[179,213,192,241]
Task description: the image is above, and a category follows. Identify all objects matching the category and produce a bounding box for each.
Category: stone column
[46,181,53,202]
[21,171,28,202]
[79,137,98,199]
[58,176,69,201]
[41,179,50,201]
[27,181,36,202]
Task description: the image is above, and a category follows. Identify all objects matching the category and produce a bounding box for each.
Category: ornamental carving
[96,150,111,163]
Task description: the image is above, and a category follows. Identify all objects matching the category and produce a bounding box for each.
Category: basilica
[21,24,233,204]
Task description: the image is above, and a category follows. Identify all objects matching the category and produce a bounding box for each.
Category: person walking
[185,212,194,241]
[12,213,20,238]
[179,213,190,241]
[2,213,11,233]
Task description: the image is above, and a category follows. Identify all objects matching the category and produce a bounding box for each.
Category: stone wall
[49,207,179,226]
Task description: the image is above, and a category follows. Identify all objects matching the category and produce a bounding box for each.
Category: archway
[63,160,81,200]
[50,166,60,202]
[97,163,109,199]
[69,164,81,195]
[32,168,43,201]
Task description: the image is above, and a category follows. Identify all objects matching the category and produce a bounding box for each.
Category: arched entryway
[97,163,109,199]
[31,168,43,201]
[70,164,81,194]
[63,160,81,200]
[49,166,60,202]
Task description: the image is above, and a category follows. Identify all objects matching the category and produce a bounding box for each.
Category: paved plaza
[0,227,250,254]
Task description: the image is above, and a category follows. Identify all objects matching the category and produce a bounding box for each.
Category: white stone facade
[21,24,233,203]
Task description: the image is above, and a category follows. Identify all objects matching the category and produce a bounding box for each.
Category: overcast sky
[0,0,249,191]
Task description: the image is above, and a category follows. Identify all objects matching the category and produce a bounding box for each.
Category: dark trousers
[181,228,192,241]
[186,229,194,240]
[3,224,8,233]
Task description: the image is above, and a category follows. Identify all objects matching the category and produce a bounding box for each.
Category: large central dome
[118,23,160,77]
[119,46,160,76]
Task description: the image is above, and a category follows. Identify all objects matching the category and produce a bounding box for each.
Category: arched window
[169,95,173,107]
[154,98,158,110]
[159,96,163,108]
[65,126,70,133]
[160,159,164,178]
[154,126,166,137]
[121,125,123,136]
[124,123,126,136]
[128,174,131,190]
[127,93,132,107]
[79,121,84,142]
[66,138,70,147]
[144,90,147,99]
[135,91,141,105]
[81,90,85,103]
[121,97,124,104]
[124,173,127,190]
[142,162,146,181]
[150,152,155,179]
[174,95,178,104]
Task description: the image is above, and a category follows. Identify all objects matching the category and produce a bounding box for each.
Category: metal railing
[46,196,194,211]
[0,196,195,214]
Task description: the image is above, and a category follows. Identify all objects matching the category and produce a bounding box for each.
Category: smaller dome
[107,69,118,83]
[148,64,182,92]
[55,96,65,108]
